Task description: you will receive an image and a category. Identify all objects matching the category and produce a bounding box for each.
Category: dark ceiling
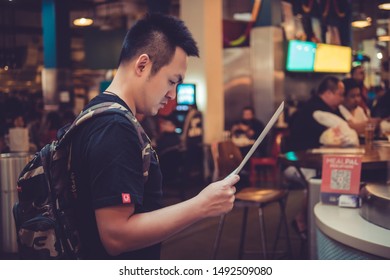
[0,0,389,43]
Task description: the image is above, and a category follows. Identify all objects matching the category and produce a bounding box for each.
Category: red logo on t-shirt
[122,193,131,204]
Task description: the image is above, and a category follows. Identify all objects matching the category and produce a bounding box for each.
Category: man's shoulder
[291,97,324,126]
[252,118,264,130]
[79,94,136,130]
[306,95,324,107]
[73,107,138,147]
[294,99,317,117]
[301,95,336,114]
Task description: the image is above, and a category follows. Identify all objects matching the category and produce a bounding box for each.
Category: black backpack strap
[59,102,152,182]
[59,102,123,143]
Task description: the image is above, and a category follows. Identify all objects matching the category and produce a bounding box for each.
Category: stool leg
[257,206,267,259]
[212,214,226,259]
[238,207,249,259]
[281,198,293,258]
[272,198,293,259]
[272,204,284,258]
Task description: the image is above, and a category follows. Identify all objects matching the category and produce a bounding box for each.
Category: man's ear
[135,54,150,76]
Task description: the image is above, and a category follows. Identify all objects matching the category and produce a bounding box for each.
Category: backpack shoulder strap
[59,101,152,182]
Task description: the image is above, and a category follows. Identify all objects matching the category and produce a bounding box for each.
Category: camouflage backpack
[12,102,152,259]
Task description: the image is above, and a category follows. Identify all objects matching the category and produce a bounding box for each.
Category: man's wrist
[189,195,208,219]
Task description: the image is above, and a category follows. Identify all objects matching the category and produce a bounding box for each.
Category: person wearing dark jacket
[289,76,345,151]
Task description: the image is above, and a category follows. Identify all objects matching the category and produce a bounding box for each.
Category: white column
[250,26,285,123]
[180,0,224,144]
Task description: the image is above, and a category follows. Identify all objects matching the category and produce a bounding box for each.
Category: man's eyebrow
[175,75,183,84]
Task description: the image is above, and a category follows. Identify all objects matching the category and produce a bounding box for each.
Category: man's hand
[195,175,240,218]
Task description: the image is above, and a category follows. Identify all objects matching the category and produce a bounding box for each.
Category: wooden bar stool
[211,140,292,259]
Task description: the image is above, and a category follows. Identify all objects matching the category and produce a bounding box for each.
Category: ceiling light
[378,35,390,42]
[378,2,390,10]
[351,15,372,28]
[73,17,94,27]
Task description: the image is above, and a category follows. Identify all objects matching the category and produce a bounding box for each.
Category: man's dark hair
[342,78,360,96]
[118,13,199,75]
[317,76,340,95]
[242,106,255,114]
[351,65,363,75]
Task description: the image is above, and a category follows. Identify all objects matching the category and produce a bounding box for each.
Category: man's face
[327,81,345,109]
[352,67,365,83]
[139,47,188,116]
[343,87,361,111]
[242,109,254,120]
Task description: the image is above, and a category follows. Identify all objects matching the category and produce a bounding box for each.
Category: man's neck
[105,69,137,115]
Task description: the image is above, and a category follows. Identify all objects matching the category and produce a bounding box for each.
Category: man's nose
[166,88,176,100]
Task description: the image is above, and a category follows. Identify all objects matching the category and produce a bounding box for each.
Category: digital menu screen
[314,44,352,73]
[285,40,352,74]
[176,83,196,106]
[286,40,316,72]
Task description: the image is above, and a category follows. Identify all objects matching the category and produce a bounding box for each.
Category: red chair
[249,132,284,183]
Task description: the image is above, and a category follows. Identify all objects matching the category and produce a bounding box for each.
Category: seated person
[339,78,378,137]
[231,106,264,140]
[289,76,345,151]
[231,106,266,156]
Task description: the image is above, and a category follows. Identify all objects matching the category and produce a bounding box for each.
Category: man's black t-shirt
[71,93,163,259]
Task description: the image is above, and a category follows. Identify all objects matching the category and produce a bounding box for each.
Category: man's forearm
[96,175,238,256]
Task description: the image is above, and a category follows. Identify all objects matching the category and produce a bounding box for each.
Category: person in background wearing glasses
[70,13,239,260]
